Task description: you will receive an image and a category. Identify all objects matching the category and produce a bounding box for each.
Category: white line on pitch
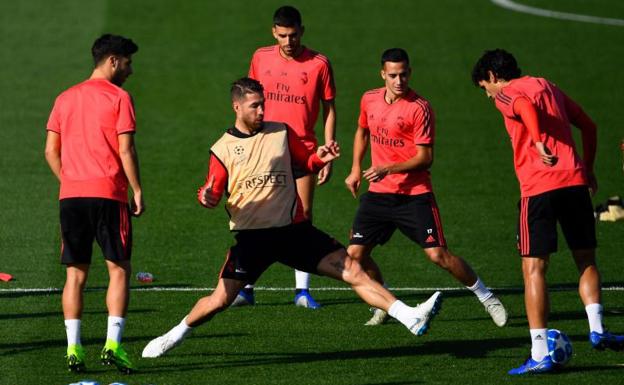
[2,286,624,294]
[492,0,624,27]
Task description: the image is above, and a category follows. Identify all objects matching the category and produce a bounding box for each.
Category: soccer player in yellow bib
[142,78,443,358]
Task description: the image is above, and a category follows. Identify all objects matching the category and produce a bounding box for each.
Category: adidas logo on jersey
[425,235,436,243]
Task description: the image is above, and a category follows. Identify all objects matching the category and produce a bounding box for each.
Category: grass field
[1,0,623,384]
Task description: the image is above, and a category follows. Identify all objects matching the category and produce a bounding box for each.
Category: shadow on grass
[0,333,245,356]
[143,336,527,372]
[0,307,157,321]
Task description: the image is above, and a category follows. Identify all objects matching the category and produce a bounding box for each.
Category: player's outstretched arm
[119,133,145,216]
[287,125,328,174]
[44,131,62,182]
[345,126,369,198]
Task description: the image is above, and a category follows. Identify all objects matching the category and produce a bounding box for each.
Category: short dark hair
[91,34,138,66]
[471,49,521,86]
[231,77,264,101]
[273,5,302,27]
[381,48,410,67]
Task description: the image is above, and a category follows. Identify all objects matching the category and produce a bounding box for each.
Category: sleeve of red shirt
[287,125,325,173]
[512,97,541,144]
[319,58,336,101]
[357,94,369,129]
[563,93,597,168]
[116,91,136,134]
[197,153,228,207]
[46,96,61,133]
[412,101,435,145]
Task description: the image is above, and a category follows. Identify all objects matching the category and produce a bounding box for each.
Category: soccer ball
[547,329,573,365]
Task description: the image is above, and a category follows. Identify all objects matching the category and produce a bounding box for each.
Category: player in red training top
[45,34,143,374]
[472,49,624,375]
[141,77,443,359]
[238,5,337,309]
[345,48,508,328]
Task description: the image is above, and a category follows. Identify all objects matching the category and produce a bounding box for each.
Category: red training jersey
[494,76,587,197]
[249,45,335,149]
[46,78,136,202]
[358,88,434,195]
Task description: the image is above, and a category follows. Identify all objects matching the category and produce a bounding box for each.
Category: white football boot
[483,296,508,327]
[365,307,389,326]
[142,330,183,358]
[406,291,443,335]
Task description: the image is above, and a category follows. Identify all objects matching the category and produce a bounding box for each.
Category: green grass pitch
[1,1,623,384]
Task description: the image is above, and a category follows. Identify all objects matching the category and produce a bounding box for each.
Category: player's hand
[345,171,361,198]
[198,175,220,208]
[363,165,389,183]
[317,141,340,163]
[130,190,145,217]
[535,142,557,166]
[587,170,598,196]
[317,162,332,186]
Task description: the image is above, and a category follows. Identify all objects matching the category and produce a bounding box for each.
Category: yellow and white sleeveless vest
[211,122,297,230]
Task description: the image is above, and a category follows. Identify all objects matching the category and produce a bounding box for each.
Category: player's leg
[573,248,624,350]
[142,278,245,358]
[348,192,397,324]
[97,200,135,373]
[317,248,442,336]
[558,186,624,350]
[59,198,94,372]
[421,246,507,326]
[509,194,556,375]
[348,244,389,325]
[281,222,442,336]
[144,236,268,358]
[293,173,320,308]
[63,264,89,372]
[348,244,384,283]
[398,193,507,326]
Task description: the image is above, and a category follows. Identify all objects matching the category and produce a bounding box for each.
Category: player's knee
[202,293,230,313]
[347,245,366,261]
[426,248,450,268]
[522,257,548,277]
[343,256,367,284]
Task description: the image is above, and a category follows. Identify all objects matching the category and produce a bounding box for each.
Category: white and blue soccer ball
[547,328,573,365]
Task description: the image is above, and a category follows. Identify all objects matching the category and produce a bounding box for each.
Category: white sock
[585,303,604,334]
[244,284,254,290]
[106,316,126,343]
[388,300,413,327]
[295,270,310,290]
[530,328,548,361]
[65,319,81,346]
[169,316,193,341]
[467,277,493,303]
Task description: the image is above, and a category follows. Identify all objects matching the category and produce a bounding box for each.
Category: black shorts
[517,185,596,256]
[59,198,132,264]
[220,221,344,283]
[350,192,446,248]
